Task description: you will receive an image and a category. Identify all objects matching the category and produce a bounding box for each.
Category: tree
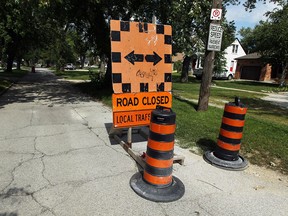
[238,27,256,53]
[0,0,281,85]
[196,0,281,110]
[239,2,288,86]
[0,1,33,71]
[197,0,236,111]
[0,0,64,71]
[169,1,208,83]
[252,3,288,86]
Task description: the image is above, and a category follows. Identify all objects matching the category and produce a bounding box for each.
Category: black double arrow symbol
[125,50,162,66]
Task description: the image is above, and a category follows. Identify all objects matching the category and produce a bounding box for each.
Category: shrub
[173,60,182,73]
[89,71,105,89]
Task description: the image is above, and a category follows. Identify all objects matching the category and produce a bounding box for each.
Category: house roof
[235,52,261,60]
[235,38,246,53]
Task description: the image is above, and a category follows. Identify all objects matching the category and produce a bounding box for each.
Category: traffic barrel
[130,106,185,202]
[204,97,248,170]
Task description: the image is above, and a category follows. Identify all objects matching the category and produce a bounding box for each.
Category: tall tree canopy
[0,0,282,87]
[0,0,50,71]
[239,2,288,85]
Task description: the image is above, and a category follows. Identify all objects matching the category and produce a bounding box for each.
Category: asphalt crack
[0,154,35,195]
[40,156,54,186]
[196,179,223,192]
[71,106,129,157]
[31,193,57,216]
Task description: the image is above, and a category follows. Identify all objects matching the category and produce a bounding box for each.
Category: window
[232,44,238,54]
[196,57,204,68]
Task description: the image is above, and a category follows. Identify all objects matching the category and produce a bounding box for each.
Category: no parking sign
[210,8,222,20]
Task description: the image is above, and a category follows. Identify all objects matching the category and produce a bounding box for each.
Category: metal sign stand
[109,20,184,168]
[109,126,185,169]
[109,126,146,168]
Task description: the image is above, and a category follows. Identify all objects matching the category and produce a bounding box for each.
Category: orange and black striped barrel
[143,106,176,188]
[215,98,247,161]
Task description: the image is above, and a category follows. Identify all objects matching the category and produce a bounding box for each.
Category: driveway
[212,85,288,109]
[0,69,287,216]
[262,92,288,109]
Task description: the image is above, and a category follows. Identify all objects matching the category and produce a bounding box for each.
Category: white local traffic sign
[207,23,223,51]
[210,8,222,20]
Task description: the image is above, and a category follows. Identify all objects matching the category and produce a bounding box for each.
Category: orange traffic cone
[130,106,185,202]
[204,97,248,170]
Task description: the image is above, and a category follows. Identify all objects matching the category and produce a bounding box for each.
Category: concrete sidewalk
[0,69,287,216]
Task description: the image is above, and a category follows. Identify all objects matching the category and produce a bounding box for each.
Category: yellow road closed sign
[112,92,172,112]
[112,92,172,128]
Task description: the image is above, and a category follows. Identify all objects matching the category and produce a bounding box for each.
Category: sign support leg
[113,134,145,168]
[127,127,132,148]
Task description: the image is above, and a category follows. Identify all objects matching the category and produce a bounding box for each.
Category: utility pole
[197,0,222,111]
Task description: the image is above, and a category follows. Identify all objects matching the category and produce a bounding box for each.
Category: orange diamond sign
[110,20,172,93]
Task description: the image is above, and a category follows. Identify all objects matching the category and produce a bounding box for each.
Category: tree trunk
[280,62,287,87]
[104,56,112,90]
[181,56,191,83]
[16,57,21,70]
[197,0,221,111]
[45,60,51,68]
[6,50,15,73]
[197,50,215,111]
[80,55,85,69]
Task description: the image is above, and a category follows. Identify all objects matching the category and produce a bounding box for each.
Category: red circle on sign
[213,9,220,17]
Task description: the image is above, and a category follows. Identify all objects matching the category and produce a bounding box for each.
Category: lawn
[0,69,29,78]
[172,74,288,174]
[0,80,11,92]
[74,73,288,174]
[213,80,279,92]
[54,69,100,80]
[0,69,29,92]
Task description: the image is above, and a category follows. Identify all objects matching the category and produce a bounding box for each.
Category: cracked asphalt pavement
[0,69,287,216]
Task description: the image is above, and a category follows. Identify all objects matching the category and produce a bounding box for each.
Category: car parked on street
[64,63,76,70]
[193,68,234,80]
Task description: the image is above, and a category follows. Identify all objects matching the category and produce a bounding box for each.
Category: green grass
[0,69,29,92]
[0,69,29,78]
[213,80,280,92]
[54,69,100,80]
[171,74,288,174]
[75,72,288,174]
[74,82,112,107]
[173,96,288,174]
[173,98,221,150]
[0,79,11,92]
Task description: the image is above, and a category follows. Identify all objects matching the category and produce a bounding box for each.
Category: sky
[225,1,280,36]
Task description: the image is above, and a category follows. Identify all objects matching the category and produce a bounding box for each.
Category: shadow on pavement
[0,69,94,109]
[0,187,31,199]
[0,213,18,216]
[196,138,217,153]
[104,123,148,146]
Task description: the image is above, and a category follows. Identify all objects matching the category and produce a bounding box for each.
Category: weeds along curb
[0,81,13,96]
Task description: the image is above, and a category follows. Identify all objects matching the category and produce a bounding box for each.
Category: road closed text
[112,92,172,112]
[116,95,169,107]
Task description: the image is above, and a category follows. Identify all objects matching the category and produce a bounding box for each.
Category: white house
[224,39,246,74]
[193,38,246,79]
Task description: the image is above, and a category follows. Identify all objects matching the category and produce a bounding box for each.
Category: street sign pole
[209,0,223,49]
[197,0,222,111]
